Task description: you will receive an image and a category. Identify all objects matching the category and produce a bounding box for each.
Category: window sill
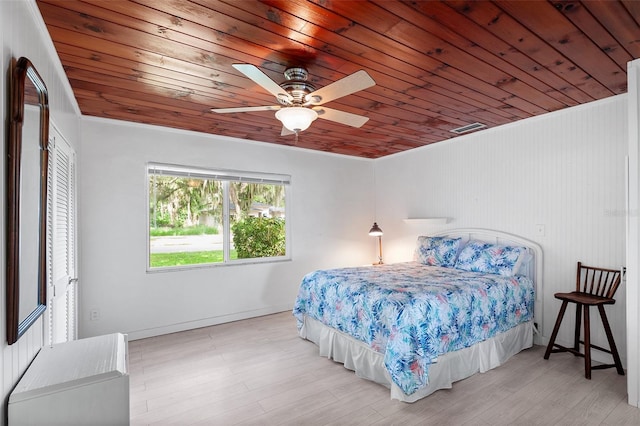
[146,257,292,273]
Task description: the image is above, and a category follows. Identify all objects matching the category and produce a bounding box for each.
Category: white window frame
[146,162,291,272]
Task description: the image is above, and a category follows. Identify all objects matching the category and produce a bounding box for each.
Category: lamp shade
[368,222,383,236]
[275,107,318,132]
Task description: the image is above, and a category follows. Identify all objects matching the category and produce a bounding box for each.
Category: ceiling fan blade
[313,106,370,128]
[306,70,375,105]
[232,64,292,102]
[211,105,281,113]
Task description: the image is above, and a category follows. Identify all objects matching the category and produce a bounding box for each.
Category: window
[147,163,290,270]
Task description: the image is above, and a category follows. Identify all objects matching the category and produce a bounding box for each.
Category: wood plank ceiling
[36,0,640,158]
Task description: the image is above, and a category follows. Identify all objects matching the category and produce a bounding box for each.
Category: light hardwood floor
[129,312,639,425]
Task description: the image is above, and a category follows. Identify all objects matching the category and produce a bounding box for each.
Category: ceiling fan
[211,64,376,136]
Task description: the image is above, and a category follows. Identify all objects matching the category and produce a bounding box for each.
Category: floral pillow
[414,236,462,268]
[454,240,526,277]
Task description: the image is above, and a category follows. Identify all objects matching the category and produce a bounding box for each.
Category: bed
[293,228,543,402]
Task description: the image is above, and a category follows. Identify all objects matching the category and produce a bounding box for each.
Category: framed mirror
[6,57,49,345]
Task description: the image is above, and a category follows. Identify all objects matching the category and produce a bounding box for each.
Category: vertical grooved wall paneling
[2,0,81,422]
[376,95,628,364]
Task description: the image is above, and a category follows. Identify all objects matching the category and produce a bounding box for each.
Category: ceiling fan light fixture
[275,106,318,132]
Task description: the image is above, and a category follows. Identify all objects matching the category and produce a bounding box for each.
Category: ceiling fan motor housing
[278,67,316,105]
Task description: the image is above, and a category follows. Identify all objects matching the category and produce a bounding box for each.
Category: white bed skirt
[298,315,533,402]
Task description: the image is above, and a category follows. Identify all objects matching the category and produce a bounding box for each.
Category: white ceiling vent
[450,122,486,134]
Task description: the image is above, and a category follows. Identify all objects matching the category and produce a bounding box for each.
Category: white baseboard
[125,304,292,341]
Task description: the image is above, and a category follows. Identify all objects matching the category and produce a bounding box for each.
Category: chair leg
[544,300,569,360]
[573,302,583,353]
[597,305,625,376]
[583,305,591,379]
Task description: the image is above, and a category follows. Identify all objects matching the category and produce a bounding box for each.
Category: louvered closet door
[46,126,77,346]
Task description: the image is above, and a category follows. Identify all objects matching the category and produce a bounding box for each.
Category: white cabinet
[9,333,129,425]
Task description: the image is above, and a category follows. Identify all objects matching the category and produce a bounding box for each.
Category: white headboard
[430,228,544,341]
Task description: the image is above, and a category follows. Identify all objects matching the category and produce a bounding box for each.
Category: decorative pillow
[414,236,462,267]
[513,252,533,276]
[454,240,527,277]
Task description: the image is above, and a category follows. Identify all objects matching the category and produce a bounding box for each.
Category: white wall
[375,95,628,365]
[78,118,375,339]
[3,0,638,416]
[78,94,631,366]
[1,0,80,423]
[626,58,640,407]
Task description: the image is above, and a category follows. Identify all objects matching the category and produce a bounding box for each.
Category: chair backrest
[576,261,622,299]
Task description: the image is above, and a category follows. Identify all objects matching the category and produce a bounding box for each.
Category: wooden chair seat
[544,262,624,379]
[554,291,616,306]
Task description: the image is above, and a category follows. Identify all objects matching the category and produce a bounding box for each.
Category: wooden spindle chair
[544,262,624,379]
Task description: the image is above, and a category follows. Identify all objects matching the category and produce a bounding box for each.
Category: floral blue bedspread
[292,262,534,396]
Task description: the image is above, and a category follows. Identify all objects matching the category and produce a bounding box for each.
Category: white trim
[626,58,640,408]
[125,305,292,340]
